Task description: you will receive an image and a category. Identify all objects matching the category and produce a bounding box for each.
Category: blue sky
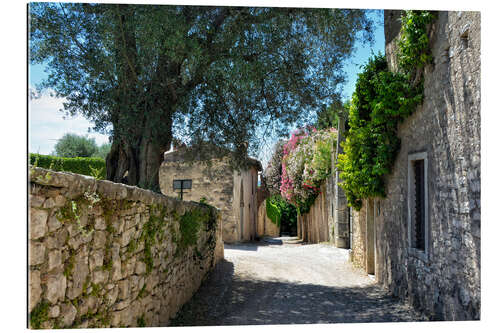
[28,9,384,158]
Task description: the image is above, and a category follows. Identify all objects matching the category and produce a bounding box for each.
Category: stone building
[159,147,262,243]
[345,10,480,320]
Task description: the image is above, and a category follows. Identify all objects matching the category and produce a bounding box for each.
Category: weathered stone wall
[159,156,259,243]
[29,167,223,329]
[374,10,481,320]
[349,203,367,270]
[256,201,280,237]
[297,183,330,243]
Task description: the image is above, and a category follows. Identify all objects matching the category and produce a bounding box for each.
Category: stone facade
[348,10,480,320]
[29,167,223,328]
[159,149,261,243]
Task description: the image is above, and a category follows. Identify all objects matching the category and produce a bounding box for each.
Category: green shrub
[266,195,297,230]
[30,153,106,178]
[29,300,49,329]
[337,11,434,210]
[266,196,281,227]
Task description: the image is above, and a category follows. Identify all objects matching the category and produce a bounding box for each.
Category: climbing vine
[398,10,435,74]
[337,10,434,210]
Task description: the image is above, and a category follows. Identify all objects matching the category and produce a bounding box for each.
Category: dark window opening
[413,159,426,250]
[173,179,192,200]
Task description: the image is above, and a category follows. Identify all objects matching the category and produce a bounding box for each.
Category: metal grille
[413,160,425,250]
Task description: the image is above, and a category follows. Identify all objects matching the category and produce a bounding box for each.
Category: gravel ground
[170,238,428,326]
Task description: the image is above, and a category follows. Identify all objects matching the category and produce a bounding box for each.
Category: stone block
[47,213,62,232]
[118,279,130,300]
[46,272,66,304]
[135,261,147,275]
[89,249,104,271]
[93,270,109,285]
[94,216,106,230]
[43,195,66,209]
[30,208,48,240]
[122,256,136,278]
[29,270,42,313]
[60,303,77,328]
[67,250,89,299]
[92,231,107,250]
[48,305,60,318]
[46,229,68,249]
[48,249,62,271]
[29,241,46,266]
[30,194,45,208]
[105,286,119,306]
[121,227,135,247]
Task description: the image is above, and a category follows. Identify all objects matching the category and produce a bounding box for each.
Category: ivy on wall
[337,10,434,210]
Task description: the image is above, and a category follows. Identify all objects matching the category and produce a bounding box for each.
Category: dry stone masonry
[29,167,223,329]
[348,10,480,321]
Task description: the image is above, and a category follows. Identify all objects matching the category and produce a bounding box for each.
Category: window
[173,179,192,200]
[407,152,429,261]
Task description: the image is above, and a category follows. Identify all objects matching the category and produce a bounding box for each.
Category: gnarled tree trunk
[106,115,172,192]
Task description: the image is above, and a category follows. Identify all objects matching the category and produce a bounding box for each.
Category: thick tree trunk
[106,115,172,192]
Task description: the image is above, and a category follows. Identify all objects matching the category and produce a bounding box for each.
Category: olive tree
[30,3,375,191]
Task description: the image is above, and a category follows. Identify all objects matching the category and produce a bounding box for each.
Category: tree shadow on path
[169,259,427,326]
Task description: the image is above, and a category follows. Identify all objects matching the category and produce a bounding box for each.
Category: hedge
[29,153,106,178]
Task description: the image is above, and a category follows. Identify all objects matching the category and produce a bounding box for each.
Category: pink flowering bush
[280,126,337,213]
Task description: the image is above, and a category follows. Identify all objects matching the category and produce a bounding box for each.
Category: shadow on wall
[170,260,427,326]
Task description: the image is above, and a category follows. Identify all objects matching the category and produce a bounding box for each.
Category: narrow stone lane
[170,238,427,326]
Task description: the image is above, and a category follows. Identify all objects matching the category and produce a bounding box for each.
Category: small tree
[53,133,99,158]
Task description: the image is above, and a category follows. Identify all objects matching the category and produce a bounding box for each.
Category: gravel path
[170,238,427,326]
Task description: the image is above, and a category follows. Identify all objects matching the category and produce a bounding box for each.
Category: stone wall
[372,10,481,320]
[159,156,259,243]
[159,157,237,242]
[29,167,223,329]
[297,183,330,243]
[256,201,280,237]
[349,202,367,270]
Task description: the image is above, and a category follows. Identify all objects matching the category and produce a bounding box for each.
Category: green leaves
[398,10,434,74]
[30,4,376,188]
[336,11,434,210]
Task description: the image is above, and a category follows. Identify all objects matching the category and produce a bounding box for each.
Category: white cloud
[28,91,110,155]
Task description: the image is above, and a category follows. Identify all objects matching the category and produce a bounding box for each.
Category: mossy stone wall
[29,167,223,328]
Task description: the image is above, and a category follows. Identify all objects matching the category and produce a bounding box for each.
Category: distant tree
[30,3,376,191]
[93,143,112,160]
[54,133,99,158]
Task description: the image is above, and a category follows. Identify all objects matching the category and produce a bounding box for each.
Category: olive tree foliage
[29,3,375,191]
